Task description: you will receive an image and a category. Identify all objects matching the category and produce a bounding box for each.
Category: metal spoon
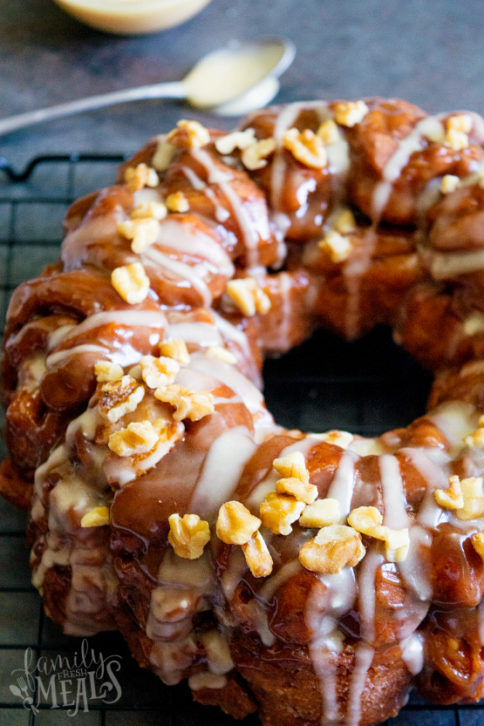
[0,38,295,136]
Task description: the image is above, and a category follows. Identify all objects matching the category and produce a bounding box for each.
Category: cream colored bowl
[52,0,212,35]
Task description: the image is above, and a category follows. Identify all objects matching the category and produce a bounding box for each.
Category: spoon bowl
[0,38,295,136]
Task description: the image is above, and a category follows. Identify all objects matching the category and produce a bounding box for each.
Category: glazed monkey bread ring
[2,98,484,726]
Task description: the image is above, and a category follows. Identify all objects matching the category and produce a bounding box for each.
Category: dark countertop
[2,0,484,169]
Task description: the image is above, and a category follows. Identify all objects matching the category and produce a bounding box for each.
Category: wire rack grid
[0,154,482,726]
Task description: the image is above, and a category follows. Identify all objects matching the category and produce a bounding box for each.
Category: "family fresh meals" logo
[9,639,122,716]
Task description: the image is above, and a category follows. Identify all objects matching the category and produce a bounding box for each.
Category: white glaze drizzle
[142,245,212,306]
[326,451,358,518]
[189,426,257,517]
[371,114,446,219]
[191,148,264,267]
[379,454,409,529]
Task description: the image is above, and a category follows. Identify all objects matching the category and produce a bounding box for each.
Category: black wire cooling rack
[0,153,482,726]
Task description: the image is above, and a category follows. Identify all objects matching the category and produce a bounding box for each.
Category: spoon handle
[0,81,187,136]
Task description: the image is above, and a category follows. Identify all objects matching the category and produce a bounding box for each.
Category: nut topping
[318,230,353,263]
[94,360,123,383]
[333,100,369,128]
[168,513,210,559]
[242,531,273,577]
[118,218,160,254]
[275,477,318,505]
[259,492,305,535]
[166,120,210,150]
[124,163,159,193]
[159,338,190,365]
[241,138,276,170]
[273,451,309,483]
[226,278,271,317]
[108,420,159,457]
[445,114,471,151]
[282,128,327,169]
[111,262,150,304]
[155,384,214,421]
[317,119,339,145]
[347,506,386,538]
[299,498,341,528]
[215,128,257,155]
[166,191,190,213]
[299,524,365,574]
[80,506,110,528]
[99,375,145,423]
[455,477,484,520]
[140,354,179,389]
[440,174,460,195]
[131,200,167,221]
[216,501,261,545]
[384,528,410,563]
[434,475,464,510]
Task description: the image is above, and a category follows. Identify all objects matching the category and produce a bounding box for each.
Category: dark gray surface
[2,0,484,169]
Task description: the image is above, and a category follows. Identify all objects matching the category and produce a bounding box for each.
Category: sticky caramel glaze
[1,98,484,725]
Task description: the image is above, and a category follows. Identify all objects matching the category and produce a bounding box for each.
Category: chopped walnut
[384,528,409,563]
[226,278,271,317]
[206,346,237,365]
[80,506,110,528]
[283,128,327,169]
[216,500,261,545]
[152,136,177,171]
[348,506,386,538]
[434,475,464,510]
[168,513,210,559]
[471,530,484,561]
[334,208,356,234]
[215,128,257,155]
[155,384,214,421]
[111,262,150,304]
[94,360,123,383]
[124,163,159,193]
[273,451,309,483]
[465,428,484,448]
[166,120,210,149]
[299,498,341,528]
[447,114,472,133]
[440,174,460,194]
[318,230,353,263]
[99,375,145,423]
[241,138,276,170]
[131,200,167,221]
[159,338,190,365]
[455,477,484,520]
[333,100,369,128]
[242,531,273,577]
[299,524,365,574]
[140,355,179,389]
[108,420,159,457]
[314,430,354,448]
[259,492,305,535]
[276,477,318,505]
[317,119,339,145]
[118,218,160,254]
[165,191,190,213]
[444,115,471,151]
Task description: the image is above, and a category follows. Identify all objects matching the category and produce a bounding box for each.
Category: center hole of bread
[262,327,432,436]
